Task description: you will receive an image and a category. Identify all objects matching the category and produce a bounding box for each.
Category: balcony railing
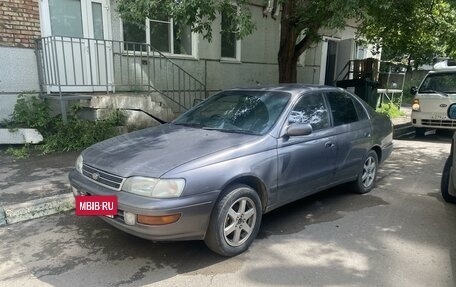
[35,36,206,113]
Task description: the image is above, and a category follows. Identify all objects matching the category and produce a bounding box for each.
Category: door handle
[325,142,335,148]
[364,132,371,137]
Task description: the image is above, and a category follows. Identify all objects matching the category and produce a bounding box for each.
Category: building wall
[110,2,308,92]
[0,0,40,48]
[0,0,40,120]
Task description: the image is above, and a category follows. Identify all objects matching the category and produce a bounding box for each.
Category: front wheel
[204,184,262,256]
[441,157,456,203]
[352,150,378,194]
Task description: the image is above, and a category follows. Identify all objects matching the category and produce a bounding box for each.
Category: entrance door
[41,0,112,92]
[324,40,338,85]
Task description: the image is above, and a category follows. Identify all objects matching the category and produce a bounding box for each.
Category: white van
[411,60,456,136]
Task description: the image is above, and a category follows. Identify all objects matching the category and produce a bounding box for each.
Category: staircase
[34,36,206,124]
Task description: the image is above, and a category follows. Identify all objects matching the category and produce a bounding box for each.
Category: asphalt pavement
[0,132,454,287]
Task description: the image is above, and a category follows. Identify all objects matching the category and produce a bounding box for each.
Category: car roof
[428,69,456,74]
[225,84,344,96]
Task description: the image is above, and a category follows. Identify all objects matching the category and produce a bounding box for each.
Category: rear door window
[326,91,359,126]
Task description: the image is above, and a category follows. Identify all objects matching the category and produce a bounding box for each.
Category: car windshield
[419,72,456,94]
[173,90,291,135]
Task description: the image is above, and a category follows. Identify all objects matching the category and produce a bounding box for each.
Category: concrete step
[77,92,182,129]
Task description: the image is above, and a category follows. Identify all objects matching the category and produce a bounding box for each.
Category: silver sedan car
[69,84,393,256]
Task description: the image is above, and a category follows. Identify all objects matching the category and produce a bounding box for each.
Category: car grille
[421,119,456,127]
[82,164,124,190]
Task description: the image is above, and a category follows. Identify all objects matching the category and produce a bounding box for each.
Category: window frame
[219,4,242,62]
[285,91,332,133]
[325,91,361,127]
[120,18,198,59]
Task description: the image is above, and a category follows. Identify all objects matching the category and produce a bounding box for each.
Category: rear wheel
[352,150,378,194]
[441,157,456,203]
[204,184,262,256]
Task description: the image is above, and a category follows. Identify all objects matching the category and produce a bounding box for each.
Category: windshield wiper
[202,127,258,135]
[421,90,449,97]
[173,122,203,128]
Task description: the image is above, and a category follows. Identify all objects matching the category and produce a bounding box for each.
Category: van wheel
[352,150,378,194]
[204,184,262,256]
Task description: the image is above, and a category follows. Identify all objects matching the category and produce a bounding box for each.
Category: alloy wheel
[223,197,257,247]
[362,156,376,188]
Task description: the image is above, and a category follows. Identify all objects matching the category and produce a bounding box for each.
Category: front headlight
[122,177,185,198]
[412,99,420,111]
[75,155,83,173]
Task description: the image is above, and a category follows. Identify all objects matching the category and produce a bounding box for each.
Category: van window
[419,72,456,93]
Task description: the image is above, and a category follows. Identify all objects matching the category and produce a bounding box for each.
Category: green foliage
[116,0,254,41]
[10,95,52,130]
[376,103,406,118]
[357,0,456,67]
[6,96,127,157]
[41,117,119,154]
[5,144,30,159]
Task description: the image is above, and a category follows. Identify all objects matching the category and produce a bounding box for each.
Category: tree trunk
[278,0,299,83]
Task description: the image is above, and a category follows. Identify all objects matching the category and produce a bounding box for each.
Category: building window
[356,43,367,60]
[220,6,240,60]
[49,0,84,38]
[122,18,193,55]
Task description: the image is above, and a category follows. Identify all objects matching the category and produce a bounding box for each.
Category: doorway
[324,40,337,86]
[40,0,112,92]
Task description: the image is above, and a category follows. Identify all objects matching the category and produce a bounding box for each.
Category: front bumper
[411,111,456,130]
[69,170,219,241]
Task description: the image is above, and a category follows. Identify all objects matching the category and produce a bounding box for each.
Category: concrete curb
[393,122,415,139]
[1,193,75,225]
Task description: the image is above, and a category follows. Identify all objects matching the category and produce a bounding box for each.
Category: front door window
[91,2,104,40]
[49,0,83,37]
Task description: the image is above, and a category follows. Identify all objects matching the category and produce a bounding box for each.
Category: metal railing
[335,59,380,83]
[35,36,206,114]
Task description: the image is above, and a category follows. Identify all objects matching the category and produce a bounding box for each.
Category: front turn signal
[137,214,181,225]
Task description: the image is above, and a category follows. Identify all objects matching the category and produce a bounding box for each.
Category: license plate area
[431,113,447,120]
[75,195,118,216]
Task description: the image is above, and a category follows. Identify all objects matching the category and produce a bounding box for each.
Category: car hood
[82,124,260,178]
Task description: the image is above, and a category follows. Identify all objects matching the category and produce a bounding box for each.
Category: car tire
[415,127,426,137]
[204,184,262,257]
[352,150,378,194]
[441,157,456,203]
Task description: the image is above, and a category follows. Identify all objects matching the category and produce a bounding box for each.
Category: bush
[9,95,53,130]
[4,95,127,157]
[376,103,405,118]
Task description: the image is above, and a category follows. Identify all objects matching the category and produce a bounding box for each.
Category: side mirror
[410,86,418,96]
[448,104,456,119]
[285,123,313,137]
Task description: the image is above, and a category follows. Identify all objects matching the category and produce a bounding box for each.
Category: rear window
[419,72,456,93]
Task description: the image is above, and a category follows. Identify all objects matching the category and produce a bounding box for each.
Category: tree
[116,0,365,83]
[357,0,456,69]
[116,0,456,82]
